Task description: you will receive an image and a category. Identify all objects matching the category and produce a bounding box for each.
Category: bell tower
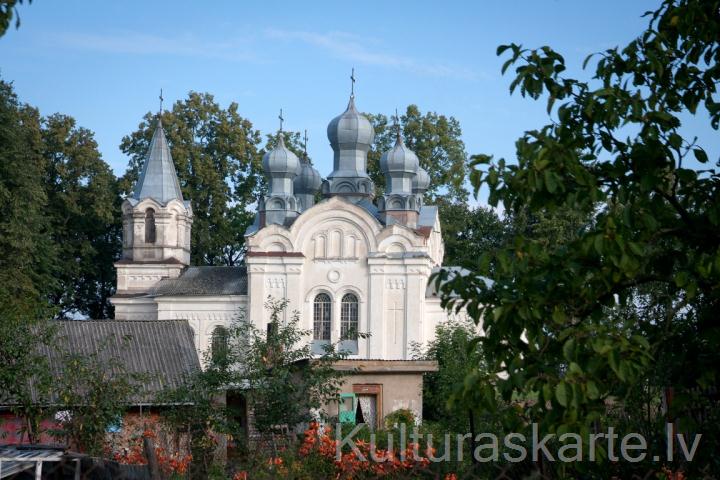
[112,116,193,318]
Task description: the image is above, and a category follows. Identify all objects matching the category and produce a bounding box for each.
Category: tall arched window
[211,325,229,365]
[313,293,331,341]
[145,208,156,244]
[341,293,359,339]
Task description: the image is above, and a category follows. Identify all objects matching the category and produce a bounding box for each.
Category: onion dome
[380,134,419,175]
[262,133,299,178]
[294,158,322,194]
[413,165,430,194]
[327,96,375,150]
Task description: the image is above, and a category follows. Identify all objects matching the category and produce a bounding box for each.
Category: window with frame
[211,325,229,365]
[340,293,359,340]
[313,293,332,340]
[145,208,156,243]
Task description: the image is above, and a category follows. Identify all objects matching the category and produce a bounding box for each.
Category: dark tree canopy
[120,92,264,266]
[41,113,121,319]
[0,79,54,429]
[438,201,507,269]
[438,0,720,474]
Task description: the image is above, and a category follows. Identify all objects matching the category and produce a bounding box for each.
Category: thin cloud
[265,28,483,81]
[48,31,260,63]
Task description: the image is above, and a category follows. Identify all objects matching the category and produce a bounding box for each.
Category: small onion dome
[413,165,430,193]
[327,96,375,149]
[294,158,322,194]
[262,133,299,177]
[380,134,420,174]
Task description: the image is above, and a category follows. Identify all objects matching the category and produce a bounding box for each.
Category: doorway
[352,384,382,430]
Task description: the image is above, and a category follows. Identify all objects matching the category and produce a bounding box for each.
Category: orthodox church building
[111,92,454,424]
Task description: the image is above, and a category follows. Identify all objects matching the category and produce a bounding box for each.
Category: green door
[338,393,356,424]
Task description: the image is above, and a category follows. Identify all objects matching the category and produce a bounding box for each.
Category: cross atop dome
[350,67,356,98]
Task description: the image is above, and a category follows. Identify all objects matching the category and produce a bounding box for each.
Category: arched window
[341,293,359,340]
[313,293,331,340]
[145,208,156,243]
[211,325,229,365]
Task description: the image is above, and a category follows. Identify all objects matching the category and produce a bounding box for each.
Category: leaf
[563,338,576,361]
[544,170,558,193]
[586,381,600,400]
[693,148,708,163]
[608,349,621,378]
[496,44,511,56]
[555,382,570,407]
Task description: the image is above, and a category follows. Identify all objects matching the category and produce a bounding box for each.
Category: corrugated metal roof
[149,266,248,296]
[34,320,200,404]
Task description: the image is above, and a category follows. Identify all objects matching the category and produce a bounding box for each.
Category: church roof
[133,119,184,204]
[150,266,248,296]
[417,205,438,227]
[3,320,201,406]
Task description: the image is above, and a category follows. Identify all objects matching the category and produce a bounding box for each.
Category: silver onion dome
[294,158,322,194]
[327,96,375,149]
[380,134,420,174]
[262,133,299,178]
[413,165,430,193]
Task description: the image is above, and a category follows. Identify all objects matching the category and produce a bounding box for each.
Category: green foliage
[368,105,469,203]
[227,298,349,432]
[437,201,507,269]
[0,79,55,311]
[438,0,720,475]
[161,298,350,475]
[383,408,416,430]
[160,354,234,478]
[120,92,263,266]
[0,77,120,323]
[41,114,121,319]
[50,338,143,456]
[0,79,56,442]
[0,0,30,35]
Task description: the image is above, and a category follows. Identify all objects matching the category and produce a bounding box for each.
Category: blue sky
[2,1,717,205]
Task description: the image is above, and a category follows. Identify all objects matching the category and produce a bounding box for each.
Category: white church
[110,91,459,424]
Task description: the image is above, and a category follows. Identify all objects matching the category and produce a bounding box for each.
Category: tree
[368,105,469,203]
[412,317,487,433]
[437,201,507,268]
[160,337,237,478]
[41,114,121,319]
[120,92,264,266]
[0,79,55,437]
[228,298,349,433]
[439,0,720,475]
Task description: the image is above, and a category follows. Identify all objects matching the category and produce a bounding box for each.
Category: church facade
[111,93,455,424]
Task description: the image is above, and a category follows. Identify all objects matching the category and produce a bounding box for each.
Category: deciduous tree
[42,113,121,319]
[120,92,263,266]
[438,0,720,474]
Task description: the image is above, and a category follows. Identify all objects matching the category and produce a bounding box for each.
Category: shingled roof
[149,266,248,296]
[33,320,200,405]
